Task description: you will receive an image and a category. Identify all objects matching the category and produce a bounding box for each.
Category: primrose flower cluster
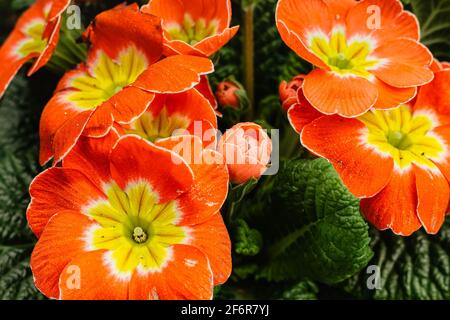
[278,0,450,236]
[0,0,274,300]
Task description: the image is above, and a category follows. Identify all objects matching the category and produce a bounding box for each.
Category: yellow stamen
[125,108,190,142]
[86,182,188,274]
[15,20,47,58]
[309,29,380,77]
[358,105,445,169]
[166,14,219,45]
[67,47,148,109]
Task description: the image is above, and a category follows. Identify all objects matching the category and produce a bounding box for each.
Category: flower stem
[243,3,255,118]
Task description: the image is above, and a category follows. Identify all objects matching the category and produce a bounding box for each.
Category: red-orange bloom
[276,0,434,117]
[216,81,240,109]
[39,4,214,165]
[0,0,70,98]
[142,0,239,57]
[218,122,272,184]
[288,62,450,236]
[28,132,231,299]
[279,75,305,112]
[117,88,218,148]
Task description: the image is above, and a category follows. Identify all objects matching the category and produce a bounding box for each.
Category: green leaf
[278,281,319,300]
[233,219,263,256]
[253,159,373,284]
[0,73,47,300]
[0,151,43,299]
[343,220,450,300]
[411,0,450,60]
[0,152,39,244]
[0,245,43,299]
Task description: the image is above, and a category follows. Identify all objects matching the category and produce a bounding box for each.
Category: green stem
[280,126,300,159]
[243,4,255,118]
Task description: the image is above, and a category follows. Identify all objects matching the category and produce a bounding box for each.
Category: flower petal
[195,75,218,110]
[194,26,239,56]
[31,210,95,299]
[414,69,450,116]
[82,87,155,138]
[301,116,393,198]
[84,3,162,65]
[372,38,433,88]
[63,129,120,187]
[133,55,214,94]
[110,135,194,204]
[323,0,357,19]
[155,135,229,224]
[360,168,421,236]
[143,0,232,31]
[346,0,419,42]
[129,244,213,300]
[287,102,323,134]
[372,77,417,109]
[39,91,86,165]
[188,213,231,285]
[303,69,378,117]
[276,0,332,69]
[431,125,450,182]
[59,250,130,300]
[27,168,106,236]
[28,15,61,75]
[413,165,449,234]
[52,110,93,164]
[164,88,217,128]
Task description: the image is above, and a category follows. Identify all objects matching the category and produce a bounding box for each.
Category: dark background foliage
[0,0,449,300]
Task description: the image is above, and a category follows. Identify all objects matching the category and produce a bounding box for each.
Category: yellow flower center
[16,20,47,58]
[358,105,445,169]
[85,182,188,275]
[166,14,219,45]
[309,29,380,77]
[67,47,148,109]
[125,108,190,142]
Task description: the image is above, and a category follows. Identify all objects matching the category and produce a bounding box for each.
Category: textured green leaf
[343,220,450,300]
[279,281,319,300]
[0,152,39,244]
[253,159,373,284]
[0,74,46,300]
[0,151,43,299]
[411,0,450,60]
[0,245,43,299]
[233,219,263,256]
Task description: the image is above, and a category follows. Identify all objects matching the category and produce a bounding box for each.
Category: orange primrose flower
[288,62,450,236]
[279,75,305,112]
[276,0,434,117]
[27,131,231,299]
[118,88,218,148]
[0,0,71,98]
[218,122,272,184]
[142,0,239,57]
[39,4,214,165]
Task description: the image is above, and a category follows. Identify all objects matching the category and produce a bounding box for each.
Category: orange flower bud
[218,122,272,184]
[279,75,305,112]
[216,81,241,109]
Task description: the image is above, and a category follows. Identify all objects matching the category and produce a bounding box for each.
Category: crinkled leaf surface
[252,159,373,284]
